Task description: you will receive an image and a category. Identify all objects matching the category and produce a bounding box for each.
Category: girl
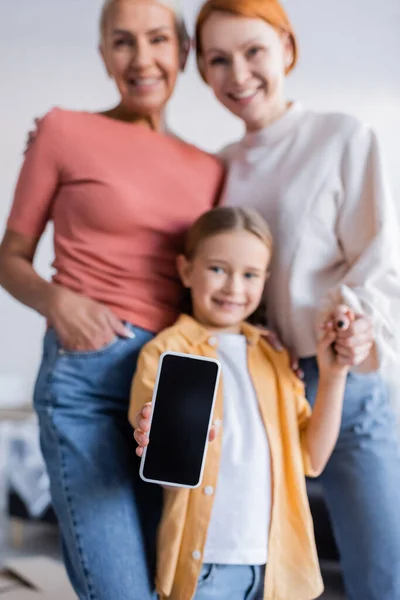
[131,206,350,600]
[195,2,400,599]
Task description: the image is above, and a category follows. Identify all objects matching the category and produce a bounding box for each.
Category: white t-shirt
[222,103,400,364]
[203,333,271,565]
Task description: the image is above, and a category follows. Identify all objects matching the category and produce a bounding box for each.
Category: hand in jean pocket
[46,284,133,352]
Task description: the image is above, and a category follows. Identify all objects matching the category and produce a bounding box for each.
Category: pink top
[8,108,224,332]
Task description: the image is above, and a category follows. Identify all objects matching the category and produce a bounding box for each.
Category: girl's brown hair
[184,206,273,259]
[195,0,298,81]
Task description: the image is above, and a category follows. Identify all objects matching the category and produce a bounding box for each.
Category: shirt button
[208,336,218,347]
[192,550,202,561]
[204,486,214,496]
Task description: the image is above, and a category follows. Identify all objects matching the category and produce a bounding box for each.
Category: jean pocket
[341,370,392,438]
[347,369,379,384]
[197,564,215,588]
[58,336,120,358]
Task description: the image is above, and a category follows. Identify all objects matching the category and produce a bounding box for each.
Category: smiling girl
[131,206,350,600]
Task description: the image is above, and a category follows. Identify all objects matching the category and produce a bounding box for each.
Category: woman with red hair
[192,1,400,599]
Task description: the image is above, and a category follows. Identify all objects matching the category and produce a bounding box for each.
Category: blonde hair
[195,0,298,80]
[184,206,273,260]
[99,0,189,49]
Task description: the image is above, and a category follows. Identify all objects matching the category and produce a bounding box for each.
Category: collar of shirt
[174,314,261,348]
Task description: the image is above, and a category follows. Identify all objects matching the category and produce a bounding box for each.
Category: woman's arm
[0,230,53,316]
[0,230,130,350]
[0,111,131,350]
[0,110,64,315]
[318,123,400,370]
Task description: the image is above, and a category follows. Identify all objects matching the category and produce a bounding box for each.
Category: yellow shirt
[129,315,324,600]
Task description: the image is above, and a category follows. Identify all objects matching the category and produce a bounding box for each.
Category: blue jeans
[33,325,162,600]
[194,564,265,600]
[300,357,400,600]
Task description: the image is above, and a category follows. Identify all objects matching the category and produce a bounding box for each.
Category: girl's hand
[317,306,355,377]
[133,403,219,458]
[134,403,152,457]
[46,284,133,352]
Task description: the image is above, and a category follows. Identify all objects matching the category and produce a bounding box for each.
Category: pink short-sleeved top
[7,108,224,332]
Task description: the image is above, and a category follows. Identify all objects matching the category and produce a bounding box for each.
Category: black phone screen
[142,353,220,487]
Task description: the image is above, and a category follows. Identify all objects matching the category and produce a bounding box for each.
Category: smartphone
[139,351,221,489]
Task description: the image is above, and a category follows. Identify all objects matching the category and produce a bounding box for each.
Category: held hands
[331,306,374,367]
[133,403,218,458]
[45,284,133,352]
[317,305,374,376]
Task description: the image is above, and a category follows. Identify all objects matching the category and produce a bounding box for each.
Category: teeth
[215,300,244,308]
[232,89,257,99]
[131,78,159,85]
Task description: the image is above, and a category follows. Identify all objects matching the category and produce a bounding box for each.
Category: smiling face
[178,230,270,333]
[100,0,181,121]
[199,10,293,131]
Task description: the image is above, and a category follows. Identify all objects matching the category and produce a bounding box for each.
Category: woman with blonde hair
[0,1,223,598]
[194,1,400,599]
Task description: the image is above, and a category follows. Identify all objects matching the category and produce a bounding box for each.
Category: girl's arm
[303,371,347,475]
[302,312,350,474]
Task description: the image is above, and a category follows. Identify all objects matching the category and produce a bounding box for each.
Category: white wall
[0,0,399,403]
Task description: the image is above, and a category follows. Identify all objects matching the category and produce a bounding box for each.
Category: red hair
[195,0,298,79]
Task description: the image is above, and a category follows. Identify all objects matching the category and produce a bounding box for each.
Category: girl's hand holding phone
[133,403,218,458]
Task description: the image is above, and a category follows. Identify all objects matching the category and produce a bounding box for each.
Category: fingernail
[298,369,304,380]
[125,330,135,339]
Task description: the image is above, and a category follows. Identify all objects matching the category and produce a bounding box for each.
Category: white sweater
[222,102,400,366]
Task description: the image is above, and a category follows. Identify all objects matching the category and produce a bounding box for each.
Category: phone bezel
[139,350,221,489]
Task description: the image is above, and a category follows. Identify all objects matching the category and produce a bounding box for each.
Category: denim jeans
[194,564,265,600]
[33,324,162,600]
[300,357,400,600]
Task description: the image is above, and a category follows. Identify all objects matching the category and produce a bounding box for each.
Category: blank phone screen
[142,353,220,487]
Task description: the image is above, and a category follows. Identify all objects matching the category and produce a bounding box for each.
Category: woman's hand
[257,327,284,352]
[24,118,39,154]
[332,307,374,366]
[133,403,219,458]
[46,285,133,352]
[258,327,304,379]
